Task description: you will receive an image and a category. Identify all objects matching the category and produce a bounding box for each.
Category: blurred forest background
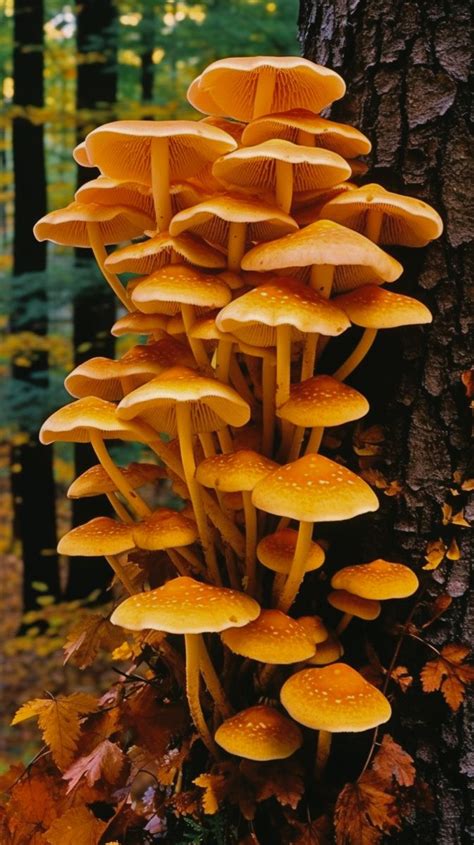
[0,0,298,767]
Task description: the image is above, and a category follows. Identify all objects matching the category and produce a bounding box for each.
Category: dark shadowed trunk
[299,1,472,842]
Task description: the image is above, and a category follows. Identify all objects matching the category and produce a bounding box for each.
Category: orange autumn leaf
[372,735,415,787]
[63,739,126,792]
[446,537,461,560]
[63,614,126,669]
[45,806,106,845]
[241,759,304,810]
[420,644,474,711]
[423,538,446,570]
[7,774,60,844]
[335,772,400,844]
[390,665,413,692]
[194,771,230,815]
[288,816,331,844]
[421,594,452,629]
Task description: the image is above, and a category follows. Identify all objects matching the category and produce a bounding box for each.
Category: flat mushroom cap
[241,220,403,293]
[242,110,371,158]
[105,232,226,274]
[328,590,381,620]
[188,56,346,121]
[67,461,165,498]
[252,454,379,522]
[75,176,154,218]
[131,264,231,314]
[331,560,419,599]
[111,312,168,338]
[334,285,432,329]
[84,120,237,184]
[33,202,154,247]
[221,609,316,663]
[257,528,325,574]
[39,397,142,444]
[297,615,328,645]
[132,508,198,550]
[319,183,443,246]
[110,575,260,634]
[195,449,278,493]
[58,516,134,557]
[214,704,303,760]
[280,663,392,731]
[277,375,369,427]
[306,633,343,665]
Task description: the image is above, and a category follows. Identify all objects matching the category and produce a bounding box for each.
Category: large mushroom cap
[33,201,154,247]
[39,397,142,444]
[242,110,371,157]
[105,232,226,274]
[215,704,303,760]
[195,449,278,493]
[110,576,260,633]
[67,461,165,498]
[221,609,316,663]
[75,175,154,218]
[132,508,198,551]
[334,285,432,328]
[331,560,419,599]
[280,663,392,731]
[257,528,325,574]
[58,516,134,557]
[131,264,231,314]
[277,375,369,428]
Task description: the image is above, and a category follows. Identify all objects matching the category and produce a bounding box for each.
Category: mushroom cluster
[35,56,442,782]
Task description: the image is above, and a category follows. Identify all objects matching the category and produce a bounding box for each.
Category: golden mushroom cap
[200,115,246,143]
[214,704,303,760]
[75,175,154,218]
[195,449,278,493]
[277,375,369,427]
[73,140,93,167]
[328,590,381,620]
[132,508,198,551]
[334,285,433,328]
[67,461,165,498]
[306,633,343,665]
[242,110,371,158]
[297,615,329,645]
[131,264,231,314]
[39,397,142,444]
[111,312,168,338]
[221,609,316,664]
[331,560,419,599]
[257,528,325,574]
[105,232,226,274]
[57,516,134,557]
[280,663,392,732]
[33,201,154,247]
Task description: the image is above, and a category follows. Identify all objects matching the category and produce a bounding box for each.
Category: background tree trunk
[299,1,472,842]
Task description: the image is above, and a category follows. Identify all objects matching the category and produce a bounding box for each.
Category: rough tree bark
[299,1,472,842]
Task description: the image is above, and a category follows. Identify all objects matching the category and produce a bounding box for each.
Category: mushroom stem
[297,129,314,146]
[167,549,193,577]
[333,328,378,382]
[366,208,383,242]
[277,520,314,613]
[151,136,172,232]
[300,264,335,385]
[105,554,136,595]
[87,223,133,311]
[199,431,217,459]
[215,339,233,383]
[276,324,292,451]
[176,545,206,576]
[106,492,134,524]
[315,729,332,780]
[201,490,245,558]
[300,332,319,382]
[242,491,257,595]
[305,427,324,455]
[184,633,218,755]
[336,612,353,635]
[217,426,234,454]
[253,66,276,118]
[181,304,210,370]
[262,357,276,457]
[275,160,293,214]
[229,358,256,408]
[227,221,247,272]
[287,426,305,462]
[198,634,232,718]
[89,431,151,519]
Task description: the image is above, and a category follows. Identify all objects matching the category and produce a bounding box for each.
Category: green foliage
[176,811,238,845]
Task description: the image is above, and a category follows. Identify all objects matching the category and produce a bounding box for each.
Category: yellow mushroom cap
[195,450,278,493]
[215,704,303,760]
[257,528,325,574]
[221,609,316,664]
[296,615,329,645]
[331,560,419,599]
[67,461,165,498]
[306,633,343,665]
[111,312,168,338]
[131,264,231,314]
[320,183,443,246]
[241,220,403,292]
[57,517,134,557]
[105,232,226,274]
[39,397,142,444]
[328,590,381,620]
[73,141,93,167]
[75,176,154,218]
[33,202,154,247]
[187,75,224,116]
[132,508,198,551]
[110,575,260,633]
[277,375,369,428]
[200,115,246,143]
[280,663,392,731]
[252,454,379,522]
[242,110,371,158]
[334,285,433,328]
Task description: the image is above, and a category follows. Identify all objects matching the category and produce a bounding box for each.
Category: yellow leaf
[423,539,446,570]
[446,538,461,560]
[45,806,106,845]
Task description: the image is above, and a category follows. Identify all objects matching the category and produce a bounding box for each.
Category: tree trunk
[11,0,60,612]
[299,1,472,842]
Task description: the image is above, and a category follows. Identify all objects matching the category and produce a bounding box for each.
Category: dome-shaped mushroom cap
[111,312,168,338]
[105,232,226,274]
[58,517,134,557]
[257,528,325,574]
[331,560,419,599]
[67,461,165,498]
[214,704,303,760]
[39,397,143,444]
[328,590,381,620]
[280,663,392,732]
[110,576,260,634]
[334,285,432,329]
[33,202,154,247]
[242,111,371,157]
[306,633,343,665]
[277,375,369,428]
[195,450,278,493]
[131,264,231,314]
[132,508,198,551]
[252,454,379,523]
[296,615,328,645]
[221,609,316,664]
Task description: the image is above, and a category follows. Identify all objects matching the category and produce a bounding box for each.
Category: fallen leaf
[446,538,461,560]
[420,644,474,711]
[63,614,125,669]
[421,594,452,629]
[7,773,60,844]
[335,772,399,844]
[288,816,331,844]
[45,806,106,845]
[390,665,413,692]
[241,759,304,810]
[372,735,415,787]
[423,539,446,570]
[63,739,126,792]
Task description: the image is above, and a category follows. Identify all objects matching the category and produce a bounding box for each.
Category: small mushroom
[215,704,303,761]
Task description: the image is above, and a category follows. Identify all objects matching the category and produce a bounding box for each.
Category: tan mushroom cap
[296,615,329,645]
[116,365,251,435]
[320,183,443,246]
[281,663,392,731]
[105,232,226,275]
[242,110,371,157]
[252,454,379,523]
[188,56,346,121]
[212,140,351,195]
[331,560,419,599]
[189,312,229,342]
[215,704,302,761]
[73,141,93,167]
[132,508,198,551]
[257,528,325,574]
[110,575,260,634]
[169,194,298,248]
[39,397,143,444]
[33,201,154,247]
[84,120,237,184]
[195,450,278,493]
[292,181,358,212]
[221,609,316,664]
[67,461,165,498]
[328,590,381,620]
[75,176,154,218]
[58,516,134,557]
[131,264,231,315]
[277,375,369,428]
[306,633,343,665]
[200,115,246,143]
[170,179,213,215]
[111,312,168,338]
[216,277,350,347]
[241,220,403,293]
[334,285,432,329]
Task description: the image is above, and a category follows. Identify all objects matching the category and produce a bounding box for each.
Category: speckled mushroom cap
[104,232,226,275]
[221,609,316,663]
[111,312,168,338]
[110,576,260,633]
[331,560,419,599]
[306,633,343,665]
[296,615,329,645]
[215,705,303,761]
[131,264,231,315]
[132,508,198,551]
[116,365,251,435]
[280,663,392,731]
[242,110,371,158]
[334,285,432,329]
[252,454,379,522]
[195,450,278,493]
[328,590,381,620]
[215,277,350,346]
[67,461,165,498]
[58,517,134,557]
[187,56,346,121]
[319,183,443,246]
[277,375,369,428]
[33,201,155,247]
[75,176,155,218]
[39,397,143,444]
[241,220,403,293]
[257,528,325,574]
